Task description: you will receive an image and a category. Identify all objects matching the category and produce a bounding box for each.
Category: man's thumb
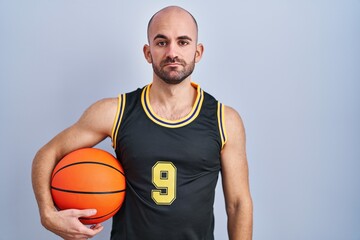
[78,209,97,217]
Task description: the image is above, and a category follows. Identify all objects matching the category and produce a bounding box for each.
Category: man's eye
[179,41,189,46]
[157,41,167,46]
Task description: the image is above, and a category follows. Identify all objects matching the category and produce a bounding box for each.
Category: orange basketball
[51,148,126,224]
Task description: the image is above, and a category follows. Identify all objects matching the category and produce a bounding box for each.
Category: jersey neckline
[141,82,204,128]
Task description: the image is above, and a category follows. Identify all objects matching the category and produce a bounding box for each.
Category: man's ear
[143,44,152,63]
[195,43,204,63]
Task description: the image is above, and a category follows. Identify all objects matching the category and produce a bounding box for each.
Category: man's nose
[165,42,178,59]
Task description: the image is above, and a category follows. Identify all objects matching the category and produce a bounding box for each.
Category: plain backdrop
[1,0,359,239]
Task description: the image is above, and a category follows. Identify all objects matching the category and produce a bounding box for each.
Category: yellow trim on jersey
[141,82,204,128]
[111,94,126,149]
[217,102,228,149]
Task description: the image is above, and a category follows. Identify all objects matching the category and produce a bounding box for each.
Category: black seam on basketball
[51,186,125,194]
[52,161,125,179]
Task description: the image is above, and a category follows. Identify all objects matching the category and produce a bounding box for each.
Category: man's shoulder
[92,97,118,110]
[82,97,119,123]
[93,86,142,108]
[95,87,144,114]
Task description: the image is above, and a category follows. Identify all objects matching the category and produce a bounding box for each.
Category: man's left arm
[221,106,253,240]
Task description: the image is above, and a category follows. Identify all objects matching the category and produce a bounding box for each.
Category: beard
[152,56,195,85]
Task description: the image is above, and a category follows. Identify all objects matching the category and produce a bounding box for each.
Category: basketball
[51,148,126,224]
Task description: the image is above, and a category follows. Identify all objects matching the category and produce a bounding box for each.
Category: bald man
[32,6,253,240]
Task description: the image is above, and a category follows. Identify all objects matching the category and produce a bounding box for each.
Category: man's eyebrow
[153,34,168,41]
[178,35,193,41]
[153,34,193,42]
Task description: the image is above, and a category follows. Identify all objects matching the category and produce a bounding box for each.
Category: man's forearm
[227,200,253,240]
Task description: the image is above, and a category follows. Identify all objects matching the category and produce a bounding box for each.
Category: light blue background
[1,0,359,239]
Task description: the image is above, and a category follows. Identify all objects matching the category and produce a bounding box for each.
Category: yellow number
[151,161,177,205]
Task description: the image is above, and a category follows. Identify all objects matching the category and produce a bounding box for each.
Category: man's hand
[41,209,103,240]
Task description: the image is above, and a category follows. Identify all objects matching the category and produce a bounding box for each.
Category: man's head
[143,6,204,84]
[146,6,199,43]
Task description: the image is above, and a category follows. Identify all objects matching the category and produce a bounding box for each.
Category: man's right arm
[31,98,118,239]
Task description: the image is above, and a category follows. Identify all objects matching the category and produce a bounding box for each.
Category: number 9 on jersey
[151,161,177,205]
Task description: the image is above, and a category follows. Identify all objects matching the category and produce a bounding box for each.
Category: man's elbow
[226,197,253,216]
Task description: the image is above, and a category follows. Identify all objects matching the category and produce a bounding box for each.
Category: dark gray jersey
[111,83,227,240]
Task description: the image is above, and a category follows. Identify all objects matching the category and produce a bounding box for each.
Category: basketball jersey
[110,82,227,240]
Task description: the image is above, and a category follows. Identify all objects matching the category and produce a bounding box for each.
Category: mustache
[160,57,186,67]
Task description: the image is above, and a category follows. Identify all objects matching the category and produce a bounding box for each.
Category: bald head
[147,6,198,43]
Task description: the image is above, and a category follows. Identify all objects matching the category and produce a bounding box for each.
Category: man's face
[144,9,203,84]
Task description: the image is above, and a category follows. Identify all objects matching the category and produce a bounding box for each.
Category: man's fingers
[67,209,97,218]
[82,223,104,238]
[90,223,103,230]
[90,224,104,234]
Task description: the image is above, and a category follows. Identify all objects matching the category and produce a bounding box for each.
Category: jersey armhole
[111,94,126,149]
[217,102,228,149]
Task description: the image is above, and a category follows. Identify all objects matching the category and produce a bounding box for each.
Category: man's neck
[149,78,197,120]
